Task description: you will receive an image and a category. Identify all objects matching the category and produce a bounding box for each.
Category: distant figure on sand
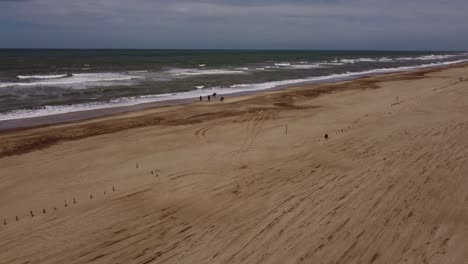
[212,92,217,97]
[208,95,211,101]
[199,96,202,101]
[324,134,328,139]
[220,96,225,102]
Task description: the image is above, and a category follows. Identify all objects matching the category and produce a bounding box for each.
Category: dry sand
[1,64,468,264]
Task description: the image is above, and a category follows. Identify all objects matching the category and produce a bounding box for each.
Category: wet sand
[1,64,468,263]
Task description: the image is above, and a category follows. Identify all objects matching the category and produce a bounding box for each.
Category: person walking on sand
[208,95,211,101]
[199,96,202,101]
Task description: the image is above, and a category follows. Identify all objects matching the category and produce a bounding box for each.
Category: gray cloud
[1,0,467,50]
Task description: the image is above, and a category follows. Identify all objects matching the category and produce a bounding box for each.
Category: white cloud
[1,0,467,49]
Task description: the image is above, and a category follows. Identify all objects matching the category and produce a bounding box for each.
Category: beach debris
[30,210,34,217]
[324,134,329,139]
[220,96,225,102]
[136,163,139,169]
[113,186,116,192]
[64,200,68,207]
[212,92,217,97]
[285,124,288,135]
[16,216,19,221]
[43,209,46,214]
[232,182,240,195]
[90,194,93,199]
[73,198,76,204]
[54,207,57,211]
[104,191,107,195]
[3,219,6,225]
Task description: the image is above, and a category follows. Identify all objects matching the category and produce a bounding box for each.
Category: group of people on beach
[200,92,224,102]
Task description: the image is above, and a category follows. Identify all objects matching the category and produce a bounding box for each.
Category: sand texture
[1,65,468,264]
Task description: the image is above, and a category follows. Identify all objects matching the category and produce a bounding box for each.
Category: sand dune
[1,65,468,263]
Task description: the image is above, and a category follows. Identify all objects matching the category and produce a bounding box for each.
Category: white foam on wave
[358,58,375,62]
[1,59,467,121]
[17,74,68,79]
[271,62,328,69]
[378,57,393,62]
[341,59,357,64]
[397,54,456,61]
[0,73,143,89]
[288,64,323,69]
[322,62,345,66]
[166,68,246,76]
[275,63,291,67]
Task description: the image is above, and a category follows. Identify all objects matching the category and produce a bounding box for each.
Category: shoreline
[1,61,467,132]
[0,62,465,159]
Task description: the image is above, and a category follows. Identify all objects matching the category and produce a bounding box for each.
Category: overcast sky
[0,0,467,50]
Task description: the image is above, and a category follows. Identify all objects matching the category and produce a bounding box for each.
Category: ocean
[0,49,467,122]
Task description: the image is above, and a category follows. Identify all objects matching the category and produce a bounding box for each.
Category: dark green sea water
[0,49,467,121]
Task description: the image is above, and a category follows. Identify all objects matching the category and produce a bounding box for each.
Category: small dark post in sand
[136,163,139,169]
[64,200,68,207]
[73,198,76,204]
[199,96,202,101]
[324,134,329,139]
[208,95,211,101]
[43,209,46,214]
[30,210,34,217]
[220,96,225,102]
[90,194,93,199]
[113,186,116,192]
[3,219,6,225]
[16,216,19,221]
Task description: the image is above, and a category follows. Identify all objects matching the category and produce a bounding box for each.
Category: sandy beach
[1,63,468,263]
